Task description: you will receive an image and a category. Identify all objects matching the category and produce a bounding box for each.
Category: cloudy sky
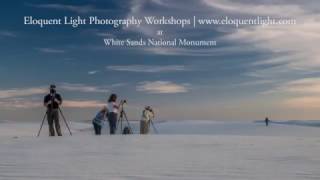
[0,0,320,122]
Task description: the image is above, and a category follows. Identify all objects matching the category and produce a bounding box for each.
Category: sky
[0,0,320,122]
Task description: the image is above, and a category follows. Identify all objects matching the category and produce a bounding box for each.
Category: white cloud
[0,98,41,109]
[265,78,320,95]
[60,83,108,93]
[63,100,105,108]
[27,3,107,14]
[0,87,46,99]
[107,65,188,73]
[0,84,109,109]
[202,0,304,17]
[213,0,320,74]
[88,70,99,75]
[36,48,65,53]
[95,32,115,38]
[0,99,105,109]
[261,77,320,109]
[0,83,109,100]
[202,0,320,103]
[283,96,320,109]
[136,81,190,94]
[0,31,17,38]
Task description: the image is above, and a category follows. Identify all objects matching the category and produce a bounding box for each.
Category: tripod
[149,118,158,134]
[37,105,72,137]
[116,102,132,134]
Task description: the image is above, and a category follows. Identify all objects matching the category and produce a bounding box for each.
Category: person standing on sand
[140,106,155,134]
[92,106,108,135]
[43,85,63,136]
[265,117,270,127]
[107,94,119,135]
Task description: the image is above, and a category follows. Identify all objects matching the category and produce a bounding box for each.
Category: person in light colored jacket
[140,106,155,134]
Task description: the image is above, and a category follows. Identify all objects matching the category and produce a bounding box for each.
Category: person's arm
[141,110,147,121]
[55,94,62,105]
[101,107,108,120]
[149,109,155,119]
[113,102,119,109]
[44,95,51,107]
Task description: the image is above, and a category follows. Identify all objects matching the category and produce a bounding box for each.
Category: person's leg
[146,121,150,134]
[140,120,144,134]
[47,111,55,136]
[53,110,62,136]
[93,122,99,135]
[142,121,148,134]
[93,122,102,135]
[108,113,117,135]
[108,120,113,134]
[110,118,116,134]
[97,125,101,135]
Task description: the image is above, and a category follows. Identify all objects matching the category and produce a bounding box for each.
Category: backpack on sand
[122,126,132,135]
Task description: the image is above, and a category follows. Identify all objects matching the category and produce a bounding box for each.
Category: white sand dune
[0,121,320,180]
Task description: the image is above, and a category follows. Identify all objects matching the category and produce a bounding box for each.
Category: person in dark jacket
[43,85,63,136]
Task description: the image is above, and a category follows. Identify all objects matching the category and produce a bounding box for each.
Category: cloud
[95,32,115,38]
[110,83,128,88]
[26,3,107,14]
[125,0,292,57]
[136,81,190,94]
[213,0,320,75]
[36,48,65,53]
[202,0,320,103]
[234,79,276,87]
[0,87,46,99]
[262,77,320,109]
[0,98,41,109]
[202,0,304,17]
[88,70,99,75]
[0,99,105,109]
[0,83,109,100]
[107,65,188,73]
[0,30,17,38]
[264,78,320,95]
[63,100,105,108]
[60,83,108,93]
[0,84,109,109]
[81,29,116,38]
[283,96,320,109]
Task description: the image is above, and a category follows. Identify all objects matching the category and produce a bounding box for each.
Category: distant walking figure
[265,117,270,127]
[43,85,63,136]
[107,94,119,135]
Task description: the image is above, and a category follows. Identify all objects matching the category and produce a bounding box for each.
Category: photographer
[43,85,63,136]
[140,106,155,134]
[107,94,120,135]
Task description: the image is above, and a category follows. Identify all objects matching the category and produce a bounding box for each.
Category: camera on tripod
[120,99,127,104]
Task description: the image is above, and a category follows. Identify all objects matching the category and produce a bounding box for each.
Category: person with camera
[140,106,155,134]
[43,85,63,136]
[107,94,120,135]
